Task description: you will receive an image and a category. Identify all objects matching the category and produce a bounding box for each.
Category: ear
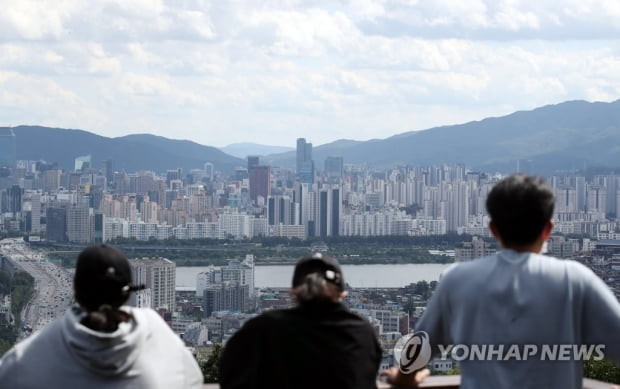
[541,220,554,241]
[489,221,502,243]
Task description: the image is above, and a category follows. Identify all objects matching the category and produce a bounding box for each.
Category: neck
[502,240,544,254]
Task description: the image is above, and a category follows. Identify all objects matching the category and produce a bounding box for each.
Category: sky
[1,1,620,148]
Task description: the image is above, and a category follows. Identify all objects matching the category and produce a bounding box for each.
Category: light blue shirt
[416,250,620,389]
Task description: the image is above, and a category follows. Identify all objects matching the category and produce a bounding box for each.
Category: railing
[203,376,617,388]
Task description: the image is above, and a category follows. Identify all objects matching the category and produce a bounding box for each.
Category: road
[0,238,73,338]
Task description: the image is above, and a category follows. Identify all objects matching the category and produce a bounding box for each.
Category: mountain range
[10,99,620,175]
[262,99,620,174]
[12,127,245,174]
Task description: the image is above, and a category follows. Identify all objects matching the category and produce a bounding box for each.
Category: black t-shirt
[219,301,382,389]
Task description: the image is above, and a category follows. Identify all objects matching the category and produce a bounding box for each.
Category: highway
[0,238,73,338]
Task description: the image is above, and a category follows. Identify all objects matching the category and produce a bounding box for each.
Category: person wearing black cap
[219,253,382,389]
[0,244,203,389]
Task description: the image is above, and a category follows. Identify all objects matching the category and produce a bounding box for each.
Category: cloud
[0,0,618,147]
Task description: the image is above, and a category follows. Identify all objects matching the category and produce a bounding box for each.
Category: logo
[394,331,432,374]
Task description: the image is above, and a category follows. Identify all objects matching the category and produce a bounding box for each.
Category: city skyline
[1,1,619,147]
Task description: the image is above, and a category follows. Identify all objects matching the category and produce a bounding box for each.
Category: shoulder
[239,310,288,332]
[0,317,64,379]
[528,254,599,282]
[127,307,183,342]
[127,306,168,326]
[439,255,496,283]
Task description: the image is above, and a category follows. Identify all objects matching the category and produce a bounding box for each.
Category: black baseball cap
[292,253,345,290]
[74,244,144,312]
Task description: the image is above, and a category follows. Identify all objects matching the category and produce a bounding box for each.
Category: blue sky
[1,0,619,148]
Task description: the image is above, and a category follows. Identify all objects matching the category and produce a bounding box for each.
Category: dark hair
[79,305,132,333]
[74,245,140,332]
[486,174,555,246]
[292,253,344,290]
[294,273,333,304]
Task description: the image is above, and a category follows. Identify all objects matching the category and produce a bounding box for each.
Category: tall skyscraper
[46,207,67,242]
[324,156,343,184]
[4,185,22,215]
[22,191,41,234]
[296,138,314,183]
[249,165,271,203]
[0,127,16,169]
[103,159,114,185]
[315,187,341,237]
[204,162,215,181]
[247,156,259,171]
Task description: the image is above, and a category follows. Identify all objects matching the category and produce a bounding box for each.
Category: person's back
[418,250,620,388]
[383,175,620,388]
[219,253,382,389]
[221,300,380,389]
[0,244,203,389]
[0,306,202,389]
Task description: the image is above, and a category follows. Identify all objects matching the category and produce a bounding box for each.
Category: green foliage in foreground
[0,270,35,356]
[584,359,620,384]
[11,272,35,323]
[200,343,223,383]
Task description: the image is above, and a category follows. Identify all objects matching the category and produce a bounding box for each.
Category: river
[176,263,451,290]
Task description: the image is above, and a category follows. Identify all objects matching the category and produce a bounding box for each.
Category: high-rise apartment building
[129,257,176,312]
[267,195,297,225]
[555,186,578,213]
[587,185,607,215]
[315,187,341,237]
[22,191,41,234]
[203,282,249,317]
[196,255,255,302]
[66,206,93,244]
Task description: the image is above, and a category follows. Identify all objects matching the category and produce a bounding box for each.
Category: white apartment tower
[129,257,176,312]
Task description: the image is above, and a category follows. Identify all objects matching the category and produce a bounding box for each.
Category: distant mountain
[10,100,620,176]
[12,126,245,173]
[263,100,620,174]
[220,143,293,159]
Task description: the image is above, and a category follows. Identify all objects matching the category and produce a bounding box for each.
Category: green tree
[583,359,620,384]
[414,281,430,300]
[201,343,223,383]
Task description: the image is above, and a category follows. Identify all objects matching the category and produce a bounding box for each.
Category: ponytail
[294,273,332,304]
[80,304,132,332]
